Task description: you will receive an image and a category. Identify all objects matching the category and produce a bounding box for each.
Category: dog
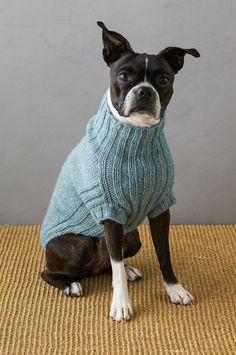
[40,21,200,322]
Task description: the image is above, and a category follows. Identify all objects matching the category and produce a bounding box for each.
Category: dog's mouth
[125,105,157,118]
[122,99,163,122]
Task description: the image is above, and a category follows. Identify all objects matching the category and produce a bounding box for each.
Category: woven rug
[0,225,235,354]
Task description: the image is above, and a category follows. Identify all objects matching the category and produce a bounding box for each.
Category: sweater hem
[147,193,176,218]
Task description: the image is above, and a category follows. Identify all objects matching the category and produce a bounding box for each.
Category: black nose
[136,86,153,99]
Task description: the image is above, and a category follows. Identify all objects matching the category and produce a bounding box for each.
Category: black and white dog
[41,22,200,322]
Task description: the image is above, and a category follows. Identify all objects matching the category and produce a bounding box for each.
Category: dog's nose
[136,86,153,99]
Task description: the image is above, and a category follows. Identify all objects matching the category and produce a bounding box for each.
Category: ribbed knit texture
[39,94,176,248]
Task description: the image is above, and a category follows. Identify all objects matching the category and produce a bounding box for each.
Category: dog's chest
[98,134,174,214]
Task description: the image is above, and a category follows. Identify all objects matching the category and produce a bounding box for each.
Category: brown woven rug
[0,225,235,354]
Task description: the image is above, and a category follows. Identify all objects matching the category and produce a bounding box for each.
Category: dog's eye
[119,72,130,81]
[158,76,170,86]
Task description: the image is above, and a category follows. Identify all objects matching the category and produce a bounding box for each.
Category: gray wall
[1,0,236,224]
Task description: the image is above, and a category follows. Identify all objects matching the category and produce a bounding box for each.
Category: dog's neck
[107,89,160,128]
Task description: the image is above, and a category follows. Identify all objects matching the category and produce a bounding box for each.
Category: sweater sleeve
[148,191,176,218]
[90,203,127,225]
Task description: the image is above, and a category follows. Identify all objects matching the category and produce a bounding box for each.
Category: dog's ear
[158,47,200,73]
[97,21,134,66]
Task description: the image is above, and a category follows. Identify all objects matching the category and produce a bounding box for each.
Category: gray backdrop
[1,0,236,224]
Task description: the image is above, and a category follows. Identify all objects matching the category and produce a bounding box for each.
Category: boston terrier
[40,21,200,322]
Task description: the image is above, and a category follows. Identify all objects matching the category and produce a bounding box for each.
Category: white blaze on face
[144,55,148,82]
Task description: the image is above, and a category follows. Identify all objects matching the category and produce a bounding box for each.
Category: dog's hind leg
[123,229,143,281]
[41,270,83,296]
[41,233,97,297]
[123,229,142,258]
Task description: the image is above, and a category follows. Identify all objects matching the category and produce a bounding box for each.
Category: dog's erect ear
[97,21,134,66]
[158,47,200,73]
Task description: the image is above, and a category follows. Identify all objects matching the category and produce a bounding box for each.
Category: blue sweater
[39,93,176,248]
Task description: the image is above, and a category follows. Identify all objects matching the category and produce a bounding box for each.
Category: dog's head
[97,21,200,127]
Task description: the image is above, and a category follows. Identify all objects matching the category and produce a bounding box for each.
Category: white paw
[125,265,142,281]
[70,282,83,296]
[109,293,133,322]
[62,286,70,296]
[109,260,133,321]
[164,283,194,305]
[62,282,83,297]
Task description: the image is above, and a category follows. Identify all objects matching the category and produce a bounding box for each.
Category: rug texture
[0,224,235,355]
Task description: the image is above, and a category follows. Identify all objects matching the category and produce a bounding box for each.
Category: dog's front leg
[149,209,194,305]
[103,220,133,321]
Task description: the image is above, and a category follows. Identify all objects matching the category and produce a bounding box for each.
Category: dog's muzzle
[122,82,161,119]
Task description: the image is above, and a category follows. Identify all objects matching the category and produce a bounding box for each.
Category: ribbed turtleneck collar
[96,92,165,144]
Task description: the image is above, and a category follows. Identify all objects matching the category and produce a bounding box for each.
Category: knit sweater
[39,93,176,249]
